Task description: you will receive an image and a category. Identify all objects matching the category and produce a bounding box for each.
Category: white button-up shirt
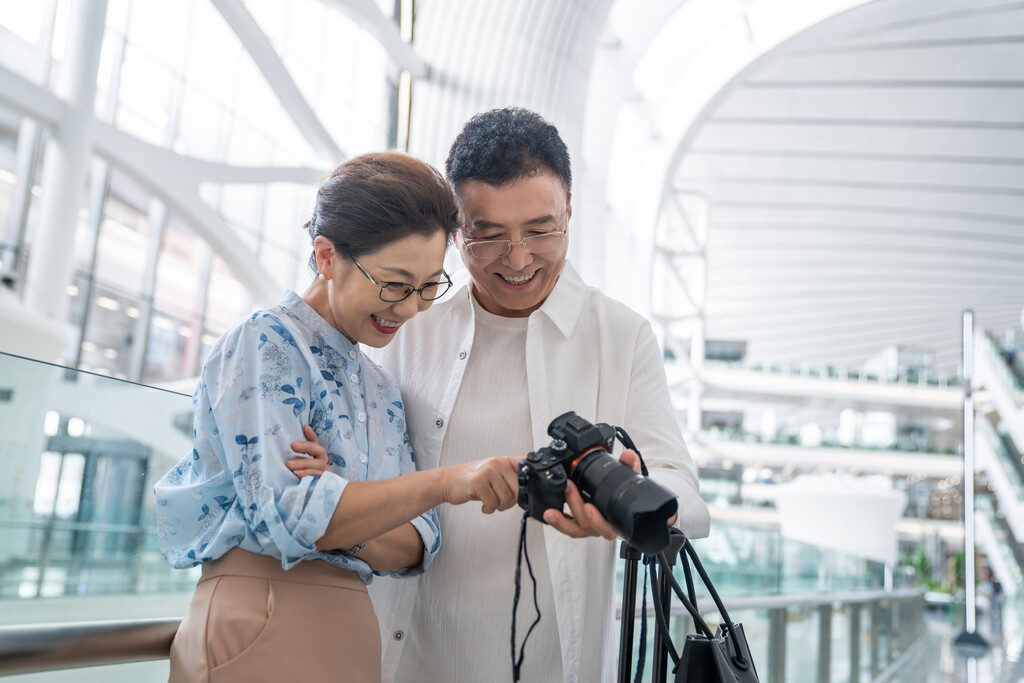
[369,261,710,683]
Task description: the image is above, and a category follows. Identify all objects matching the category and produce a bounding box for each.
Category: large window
[1,0,397,383]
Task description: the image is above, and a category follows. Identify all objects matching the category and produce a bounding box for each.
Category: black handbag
[649,534,760,683]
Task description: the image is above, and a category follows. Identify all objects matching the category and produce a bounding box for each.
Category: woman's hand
[286,425,330,479]
[442,456,521,513]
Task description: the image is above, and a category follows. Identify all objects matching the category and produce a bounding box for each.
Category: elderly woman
[155,152,519,682]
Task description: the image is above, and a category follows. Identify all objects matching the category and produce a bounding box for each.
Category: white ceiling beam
[0,64,325,307]
[322,0,428,78]
[210,0,345,162]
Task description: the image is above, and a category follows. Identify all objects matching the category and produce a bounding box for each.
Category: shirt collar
[280,290,359,355]
[445,260,587,338]
[534,260,586,338]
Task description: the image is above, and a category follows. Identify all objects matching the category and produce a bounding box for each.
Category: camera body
[518,411,679,554]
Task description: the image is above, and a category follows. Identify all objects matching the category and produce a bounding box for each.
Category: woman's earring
[318,273,326,281]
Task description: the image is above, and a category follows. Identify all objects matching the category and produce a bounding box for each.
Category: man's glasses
[460,230,566,260]
[351,258,452,302]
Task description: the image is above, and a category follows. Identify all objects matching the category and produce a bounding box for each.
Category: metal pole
[954,310,989,657]
[963,310,977,632]
[617,543,640,683]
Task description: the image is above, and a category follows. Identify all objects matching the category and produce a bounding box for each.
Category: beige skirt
[168,548,381,683]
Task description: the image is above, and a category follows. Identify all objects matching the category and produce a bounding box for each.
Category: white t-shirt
[394,299,562,683]
[369,262,710,683]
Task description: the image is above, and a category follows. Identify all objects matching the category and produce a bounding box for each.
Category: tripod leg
[651,562,673,683]
[618,547,640,683]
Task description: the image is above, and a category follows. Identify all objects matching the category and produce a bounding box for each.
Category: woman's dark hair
[305,151,460,271]
[445,107,571,195]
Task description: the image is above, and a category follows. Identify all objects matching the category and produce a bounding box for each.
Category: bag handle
[671,533,752,671]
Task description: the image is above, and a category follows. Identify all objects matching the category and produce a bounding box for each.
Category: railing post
[870,601,880,677]
[768,607,787,683]
[849,603,861,683]
[885,601,894,665]
[818,604,832,683]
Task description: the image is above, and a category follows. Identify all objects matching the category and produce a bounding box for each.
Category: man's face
[455,169,571,318]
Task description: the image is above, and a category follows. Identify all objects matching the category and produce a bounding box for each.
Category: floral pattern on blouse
[154,291,440,582]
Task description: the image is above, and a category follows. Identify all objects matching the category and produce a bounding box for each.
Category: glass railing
[0,351,198,605]
[698,426,960,456]
[978,331,1024,405]
[694,358,962,388]
[978,418,1024,501]
[976,495,1024,590]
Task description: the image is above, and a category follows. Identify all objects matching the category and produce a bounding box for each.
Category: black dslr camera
[517,411,679,554]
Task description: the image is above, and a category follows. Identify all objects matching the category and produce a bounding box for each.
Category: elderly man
[369,107,710,683]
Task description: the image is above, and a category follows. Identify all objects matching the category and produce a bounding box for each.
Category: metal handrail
[616,586,924,618]
[0,589,925,676]
[0,618,179,676]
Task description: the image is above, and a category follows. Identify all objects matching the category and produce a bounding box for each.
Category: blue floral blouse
[154,291,440,582]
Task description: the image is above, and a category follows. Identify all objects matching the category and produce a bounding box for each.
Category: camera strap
[510,511,542,682]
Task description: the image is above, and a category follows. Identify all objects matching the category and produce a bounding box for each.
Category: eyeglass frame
[458,228,567,260]
[350,257,453,302]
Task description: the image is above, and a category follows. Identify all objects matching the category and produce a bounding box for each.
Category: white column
[24,0,108,322]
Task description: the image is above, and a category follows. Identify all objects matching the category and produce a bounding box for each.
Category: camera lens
[571,450,678,554]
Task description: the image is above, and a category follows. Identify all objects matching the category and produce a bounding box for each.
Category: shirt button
[393,630,404,641]
[349,373,358,383]
[435,418,444,428]
[357,412,366,423]
[348,349,357,359]
[359,453,367,463]
[458,350,467,360]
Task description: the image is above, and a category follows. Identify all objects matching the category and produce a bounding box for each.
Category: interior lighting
[102,348,118,359]
[201,334,218,346]
[178,326,194,338]
[96,296,120,311]
[125,306,140,319]
[43,411,59,437]
[0,168,16,184]
[80,340,97,353]
[67,417,85,437]
[721,459,734,471]
[153,316,173,330]
[66,285,79,296]
[30,185,41,197]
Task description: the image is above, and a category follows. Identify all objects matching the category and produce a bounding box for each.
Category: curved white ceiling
[667,0,1024,372]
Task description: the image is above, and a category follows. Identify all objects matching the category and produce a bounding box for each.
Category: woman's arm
[350,523,424,573]
[289,428,519,557]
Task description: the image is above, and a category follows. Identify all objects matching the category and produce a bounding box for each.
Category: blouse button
[348,349,357,359]
[357,411,366,423]
[349,373,359,383]
[359,453,367,463]
[393,630,404,641]
[458,350,467,360]
[435,418,444,429]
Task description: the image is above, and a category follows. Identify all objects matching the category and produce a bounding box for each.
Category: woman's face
[315,230,448,347]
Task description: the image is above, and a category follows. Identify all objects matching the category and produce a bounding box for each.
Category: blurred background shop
[1,0,1022,681]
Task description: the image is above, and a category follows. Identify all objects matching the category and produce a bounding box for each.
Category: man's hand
[542,449,677,537]
[286,425,331,478]
[542,449,642,540]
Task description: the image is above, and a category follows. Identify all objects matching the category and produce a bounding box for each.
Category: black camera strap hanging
[510,511,542,682]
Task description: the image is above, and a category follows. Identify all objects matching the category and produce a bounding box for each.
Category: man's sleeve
[623,321,711,539]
